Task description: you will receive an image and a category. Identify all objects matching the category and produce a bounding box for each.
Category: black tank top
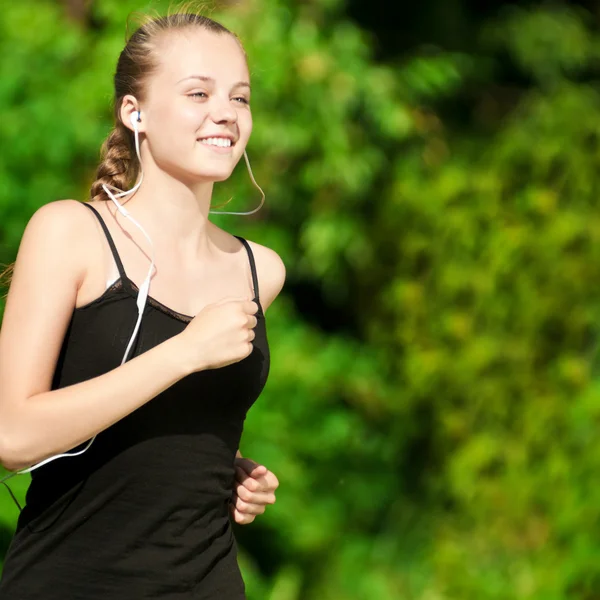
[0,202,270,599]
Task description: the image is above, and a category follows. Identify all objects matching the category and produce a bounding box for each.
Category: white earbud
[130,111,140,128]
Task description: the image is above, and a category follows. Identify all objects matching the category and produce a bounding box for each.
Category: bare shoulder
[21,199,91,263]
[27,199,92,236]
[0,200,92,434]
[245,239,286,312]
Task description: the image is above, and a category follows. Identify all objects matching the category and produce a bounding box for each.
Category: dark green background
[1,0,600,597]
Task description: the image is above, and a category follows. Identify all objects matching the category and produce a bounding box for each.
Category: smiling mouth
[199,137,234,148]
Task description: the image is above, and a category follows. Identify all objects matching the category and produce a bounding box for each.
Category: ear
[119,95,145,133]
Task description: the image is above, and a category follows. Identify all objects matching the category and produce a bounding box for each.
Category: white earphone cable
[1,113,153,483]
[208,151,266,216]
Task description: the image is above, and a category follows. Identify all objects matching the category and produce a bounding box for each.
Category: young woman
[0,9,284,598]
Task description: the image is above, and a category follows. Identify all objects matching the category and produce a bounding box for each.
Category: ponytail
[90,123,139,202]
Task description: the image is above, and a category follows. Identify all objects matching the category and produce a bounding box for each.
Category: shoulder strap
[234,236,259,301]
[82,202,128,281]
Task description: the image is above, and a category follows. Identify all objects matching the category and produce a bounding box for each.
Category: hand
[176,298,258,373]
[230,457,279,525]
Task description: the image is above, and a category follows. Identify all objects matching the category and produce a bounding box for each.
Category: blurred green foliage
[1,0,600,598]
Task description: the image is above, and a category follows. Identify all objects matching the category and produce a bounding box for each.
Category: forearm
[1,335,190,471]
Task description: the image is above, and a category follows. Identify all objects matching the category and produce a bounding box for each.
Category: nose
[209,94,238,125]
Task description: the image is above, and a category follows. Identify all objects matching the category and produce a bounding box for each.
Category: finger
[246,315,258,328]
[248,465,273,487]
[235,466,266,492]
[233,509,256,525]
[235,484,276,505]
[235,478,274,501]
[234,465,257,490]
[262,471,280,491]
[243,300,259,315]
[235,458,267,476]
[229,501,255,525]
[233,493,267,516]
[236,468,274,495]
[235,461,268,485]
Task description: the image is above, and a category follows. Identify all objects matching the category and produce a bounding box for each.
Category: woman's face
[132,29,252,184]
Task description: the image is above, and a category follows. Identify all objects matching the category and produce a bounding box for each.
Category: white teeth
[200,137,232,147]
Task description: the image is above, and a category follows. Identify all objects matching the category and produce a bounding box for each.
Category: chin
[174,164,234,185]
[199,168,234,183]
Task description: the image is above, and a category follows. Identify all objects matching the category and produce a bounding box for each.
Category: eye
[189,92,208,99]
[233,97,250,105]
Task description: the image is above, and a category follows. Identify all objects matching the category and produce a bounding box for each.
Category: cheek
[180,104,207,128]
[149,106,202,151]
[239,111,253,142]
[157,96,203,127]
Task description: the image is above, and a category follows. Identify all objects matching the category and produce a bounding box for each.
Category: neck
[117,166,218,258]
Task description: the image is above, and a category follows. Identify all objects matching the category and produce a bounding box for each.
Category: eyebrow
[176,75,251,90]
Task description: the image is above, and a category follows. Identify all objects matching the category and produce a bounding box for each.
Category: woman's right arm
[0,200,191,472]
[0,201,258,473]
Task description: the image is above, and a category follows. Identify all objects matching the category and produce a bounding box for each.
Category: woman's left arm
[230,242,285,525]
